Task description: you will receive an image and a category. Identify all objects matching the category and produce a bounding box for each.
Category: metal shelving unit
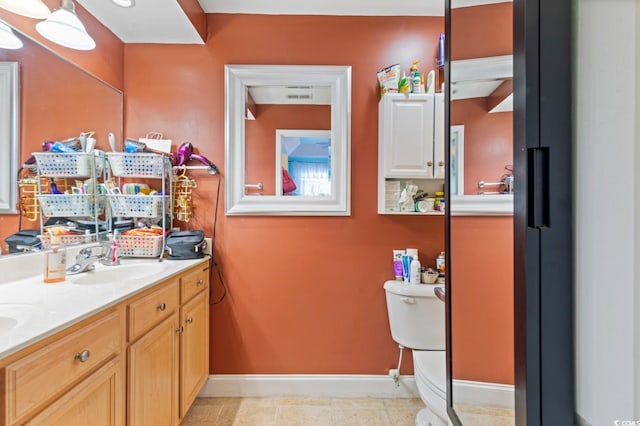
[32,152,106,248]
[105,152,172,261]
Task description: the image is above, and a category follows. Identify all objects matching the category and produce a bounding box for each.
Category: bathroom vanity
[0,254,210,425]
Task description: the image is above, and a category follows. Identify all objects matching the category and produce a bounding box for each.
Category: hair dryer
[172,142,218,175]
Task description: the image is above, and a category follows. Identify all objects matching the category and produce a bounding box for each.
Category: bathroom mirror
[0,61,19,214]
[447,0,515,424]
[225,64,351,216]
[0,24,123,256]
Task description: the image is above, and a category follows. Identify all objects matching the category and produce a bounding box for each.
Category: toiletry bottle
[393,250,406,281]
[409,253,421,285]
[111,230,119,264]
[437,33,445,67]
[410,61,421,93]
[436,252,446,274]
[44,234,66,283]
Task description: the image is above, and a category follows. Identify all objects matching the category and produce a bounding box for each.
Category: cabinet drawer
[5,310,121,424]
[180,266,209,303]
[26,356,122,426]
[128,279,179,342]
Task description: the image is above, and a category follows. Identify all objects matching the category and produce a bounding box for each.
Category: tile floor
[181,397,425,426]
[455,403,515,426]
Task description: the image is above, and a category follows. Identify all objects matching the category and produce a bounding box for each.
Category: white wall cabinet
[378,93,445,214]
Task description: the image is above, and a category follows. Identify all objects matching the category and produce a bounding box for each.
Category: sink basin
[70,262,170,285]
[0,317,18,334]
[0,303,44,336]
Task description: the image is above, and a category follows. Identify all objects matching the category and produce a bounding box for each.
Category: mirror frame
[224,64,351,216]
[0,61,19,214]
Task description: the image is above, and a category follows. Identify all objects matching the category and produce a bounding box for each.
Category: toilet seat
[413,350,448,424]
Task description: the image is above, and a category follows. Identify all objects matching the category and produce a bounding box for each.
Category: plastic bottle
[410,254,422,285]
[44,234,66,283]
[436,252,446,274]
[437,33,445,67]
[398,72,410,93]
[410,61,422,93]
[393,249,405,281]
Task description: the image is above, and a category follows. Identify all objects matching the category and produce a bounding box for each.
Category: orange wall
[449,3,514,385]
[451,100,513,194]
[451,216,514,384]
[450,2,512,61]
[246,104,331,195]
[124,14,445,374]
[0,0,124,90]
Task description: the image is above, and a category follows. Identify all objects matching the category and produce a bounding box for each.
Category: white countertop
[0,252,209,360]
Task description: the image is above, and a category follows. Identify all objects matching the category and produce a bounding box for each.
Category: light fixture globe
[0,20,22,49]
[35,0,95,51]
[0,0,51,19]
[110,0,135,7]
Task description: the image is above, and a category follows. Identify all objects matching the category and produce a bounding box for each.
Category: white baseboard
[452,379,514,409]
[199,374,419,399]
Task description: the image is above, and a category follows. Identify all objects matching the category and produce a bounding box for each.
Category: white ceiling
[76,0,511,44]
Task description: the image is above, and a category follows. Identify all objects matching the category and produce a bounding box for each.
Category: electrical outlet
[388,369,399,379]
[204,237,212,256]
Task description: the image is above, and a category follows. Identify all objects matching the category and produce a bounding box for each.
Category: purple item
[172,142,218,175]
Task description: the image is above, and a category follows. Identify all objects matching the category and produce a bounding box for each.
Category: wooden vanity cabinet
[126,263,210,425]
[126,279,180,426]
[0,260,210,426]
[179,285,209,418]
[0,308,125,426]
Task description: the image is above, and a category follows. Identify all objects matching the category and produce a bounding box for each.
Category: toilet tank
[383,280,445,350]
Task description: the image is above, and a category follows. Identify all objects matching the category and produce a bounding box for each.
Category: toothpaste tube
[402,254,412,283]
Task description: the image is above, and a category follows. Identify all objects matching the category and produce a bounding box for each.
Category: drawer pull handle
[75,350,91,363]
[176,326,184,334]
[197,279,204,286]
[427,161,433,167]
[157,303,167,312]
[438,161,444,167]
[186,316,193,324]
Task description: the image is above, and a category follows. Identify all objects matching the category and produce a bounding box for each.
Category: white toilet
[383,280,450,426]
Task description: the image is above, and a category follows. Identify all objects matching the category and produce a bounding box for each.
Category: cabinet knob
[176,326,184,334]
[157,303,167,312]
[438,161,444,167]
[427,161,433,167]
[75,350,91,363]
[186,316,193,324]
[197,279,204,286]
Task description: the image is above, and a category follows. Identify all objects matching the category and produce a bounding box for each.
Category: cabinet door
[380,94,435,178]
[128,313,179,426]
[27,357,122,426]
[433,93,446,179]
[179,290,210,419]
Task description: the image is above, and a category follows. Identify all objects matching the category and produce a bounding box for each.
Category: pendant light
[0,20,22,49]
[110,0,135,7]
[0,0,51,19]
[35,0,95,51]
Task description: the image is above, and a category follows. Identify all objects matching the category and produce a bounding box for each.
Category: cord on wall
[389,344,404,387]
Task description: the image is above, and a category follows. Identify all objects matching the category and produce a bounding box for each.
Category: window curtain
[288,161,330,196]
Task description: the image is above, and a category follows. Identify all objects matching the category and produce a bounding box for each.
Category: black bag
[165,230,206,259]
[5,229,42,253]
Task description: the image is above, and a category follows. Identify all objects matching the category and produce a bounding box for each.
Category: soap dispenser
[44,233,66,283]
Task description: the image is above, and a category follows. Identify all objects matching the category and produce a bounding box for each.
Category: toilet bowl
[383,280,450,426]
[414,350,448,426]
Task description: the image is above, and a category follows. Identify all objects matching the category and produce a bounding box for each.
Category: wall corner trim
[198,374,419,399]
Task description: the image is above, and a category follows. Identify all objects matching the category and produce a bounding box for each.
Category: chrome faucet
[67,241,120,275]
